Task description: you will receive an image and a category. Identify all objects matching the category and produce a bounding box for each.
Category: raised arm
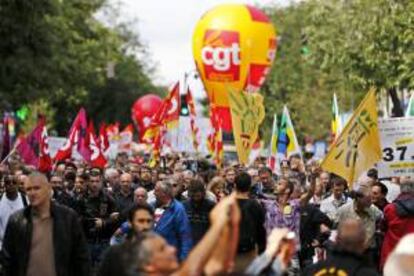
[300,173,317,208]
[175,194,240,276]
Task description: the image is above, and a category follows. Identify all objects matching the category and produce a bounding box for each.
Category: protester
[336,183,383,267]
[304,218,379,276]
[133,186,148,205]
[224,167,237,194]
[380,177,414,269]
[1,172,90,276]
[50,173,73,208]
[251,167,276,199]
[114,173,134,213]
[299,203,332,268]
[234,172,267,272]
[140,165,155,191]
[371,182,390,212]
[0,175,27,249]
[99,203,155,276]
[183,179,215,245]
[104,168,120,195]
[207,176,226,202]
[79,168,118,269]
[116,194,237,275]
[152,180,193,261]
[320,176,351,225]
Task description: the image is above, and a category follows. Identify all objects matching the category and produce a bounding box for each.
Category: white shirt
[320,194,351,224]
[0,193,25,248]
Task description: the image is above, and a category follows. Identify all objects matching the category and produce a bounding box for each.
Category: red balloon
[131,94,162,140]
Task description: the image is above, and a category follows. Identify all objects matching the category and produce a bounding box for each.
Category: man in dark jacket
[304,218,379,276]
[183,179,215,245]
[299,203,332,268]
[1,172,90,276]
[79,169,118,268]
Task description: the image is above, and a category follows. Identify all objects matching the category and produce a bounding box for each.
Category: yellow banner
[229,90,265,164]
[322,89,382,186]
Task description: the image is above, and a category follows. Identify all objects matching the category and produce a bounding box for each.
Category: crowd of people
[0,151,413,276]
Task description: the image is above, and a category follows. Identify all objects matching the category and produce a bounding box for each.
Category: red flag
[87,122,107,168]
[143,82,180,142]
[186,87,199,151]
[208,95,223,167]
[17,119,52,172]
[98,123,110,152]
[54,108,88,161]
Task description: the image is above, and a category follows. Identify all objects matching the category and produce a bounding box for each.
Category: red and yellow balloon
[131,94,163,142]
[193,4,277,131]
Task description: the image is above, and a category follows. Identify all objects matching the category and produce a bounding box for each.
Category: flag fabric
[16,119,52,172]
[87,122,107,168]
[119,124,134,152]
[406,92,414,117]
[98,123,110,153]
[321,88,382,186]
[207,93,224,167]
[143,82,180,142]
[228,90,265,165]
[331,93,342,142]
[106,122,120,141]
[186,87,199,151]
[267,114,279,173]
[54,108,88,161]
[1,116,11,161]
[277,106,301,158]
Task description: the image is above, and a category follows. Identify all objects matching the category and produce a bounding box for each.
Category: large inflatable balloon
[193,4,277,131]
[131,94,163,141]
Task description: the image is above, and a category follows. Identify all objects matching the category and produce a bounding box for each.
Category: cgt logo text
[201,43,240,71]
[201,30,240,81]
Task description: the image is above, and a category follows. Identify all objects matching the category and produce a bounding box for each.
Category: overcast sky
[118,0,292,87]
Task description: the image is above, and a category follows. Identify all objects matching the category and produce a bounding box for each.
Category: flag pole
[1,146,17,165]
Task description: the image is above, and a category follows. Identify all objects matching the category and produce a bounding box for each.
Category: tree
[0,0,161,134]
[261,0,414,143]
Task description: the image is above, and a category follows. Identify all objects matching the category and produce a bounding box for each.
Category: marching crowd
[0,151,413,276]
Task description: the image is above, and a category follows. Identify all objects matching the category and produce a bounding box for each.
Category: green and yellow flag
[322,88,382,186]
[229,90,265,165]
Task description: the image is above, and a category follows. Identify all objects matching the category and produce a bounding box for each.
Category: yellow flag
[321,89,382,186]
[229,90,265,165]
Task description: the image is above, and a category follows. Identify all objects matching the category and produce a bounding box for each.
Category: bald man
[1,172,90,276]
[304,218,379,275]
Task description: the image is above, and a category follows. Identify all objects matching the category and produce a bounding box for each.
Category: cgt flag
[143,82,180,142]
[186,87,200,151]
[17,119,52,172]
[54,108,88,161]
[321,88,382,187]
[229,90,265,165]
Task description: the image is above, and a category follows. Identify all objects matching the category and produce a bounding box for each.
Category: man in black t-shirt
[234,172,266,273]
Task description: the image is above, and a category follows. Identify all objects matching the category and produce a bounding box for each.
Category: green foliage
[0,0,160,135]
[19,99,56,134]
[261,0,414,143]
